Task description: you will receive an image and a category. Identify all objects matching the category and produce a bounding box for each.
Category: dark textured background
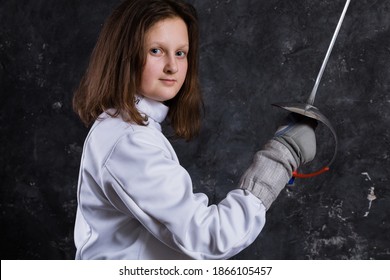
[1,0,389,260]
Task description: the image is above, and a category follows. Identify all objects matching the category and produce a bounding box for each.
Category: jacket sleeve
[101,129,266,260]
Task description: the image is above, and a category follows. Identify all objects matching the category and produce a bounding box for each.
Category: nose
[163,54,178,74]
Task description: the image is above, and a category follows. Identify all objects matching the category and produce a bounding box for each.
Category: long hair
[73,0,202,140]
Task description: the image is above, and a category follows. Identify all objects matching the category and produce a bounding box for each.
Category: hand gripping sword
[273,0,351,180]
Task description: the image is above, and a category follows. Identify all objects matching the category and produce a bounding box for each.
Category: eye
[150,48,162,55]
[176,50,187,58]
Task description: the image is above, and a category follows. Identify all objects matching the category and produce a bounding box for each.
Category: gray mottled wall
[1,0,389,259]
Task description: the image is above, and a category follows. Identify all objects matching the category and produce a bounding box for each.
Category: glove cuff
[239,140,297,210]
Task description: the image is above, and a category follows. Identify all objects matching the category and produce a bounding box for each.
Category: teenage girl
[73,0,316,259]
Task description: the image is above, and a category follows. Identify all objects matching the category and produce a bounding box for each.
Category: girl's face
[139,17,189,102]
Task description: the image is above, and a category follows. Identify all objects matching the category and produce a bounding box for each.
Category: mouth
[159,78,177,86]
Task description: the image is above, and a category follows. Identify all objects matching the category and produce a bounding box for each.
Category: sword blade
[307,0,351,105]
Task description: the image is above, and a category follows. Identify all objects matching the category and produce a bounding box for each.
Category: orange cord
[292,167,330,178]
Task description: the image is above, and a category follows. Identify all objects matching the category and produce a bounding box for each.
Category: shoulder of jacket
[99,119,169,163]
[84,114,165,165]
[91,113,161,141]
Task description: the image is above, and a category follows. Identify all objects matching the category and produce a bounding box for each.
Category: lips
[159,78,177,86]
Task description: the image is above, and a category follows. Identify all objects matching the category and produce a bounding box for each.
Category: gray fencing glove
[273,113,317,165]
[240,114,317,210]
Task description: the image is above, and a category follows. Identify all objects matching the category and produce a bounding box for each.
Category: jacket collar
[135,96,168,130]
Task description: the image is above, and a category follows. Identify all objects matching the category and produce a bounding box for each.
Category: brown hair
[73,0,202,140]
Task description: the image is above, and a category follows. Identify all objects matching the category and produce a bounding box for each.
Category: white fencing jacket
[74,97,267,259]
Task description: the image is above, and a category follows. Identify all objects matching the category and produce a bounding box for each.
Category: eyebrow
[147,41,189,49]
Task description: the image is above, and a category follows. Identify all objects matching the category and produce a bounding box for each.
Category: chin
[146,91,179,102]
